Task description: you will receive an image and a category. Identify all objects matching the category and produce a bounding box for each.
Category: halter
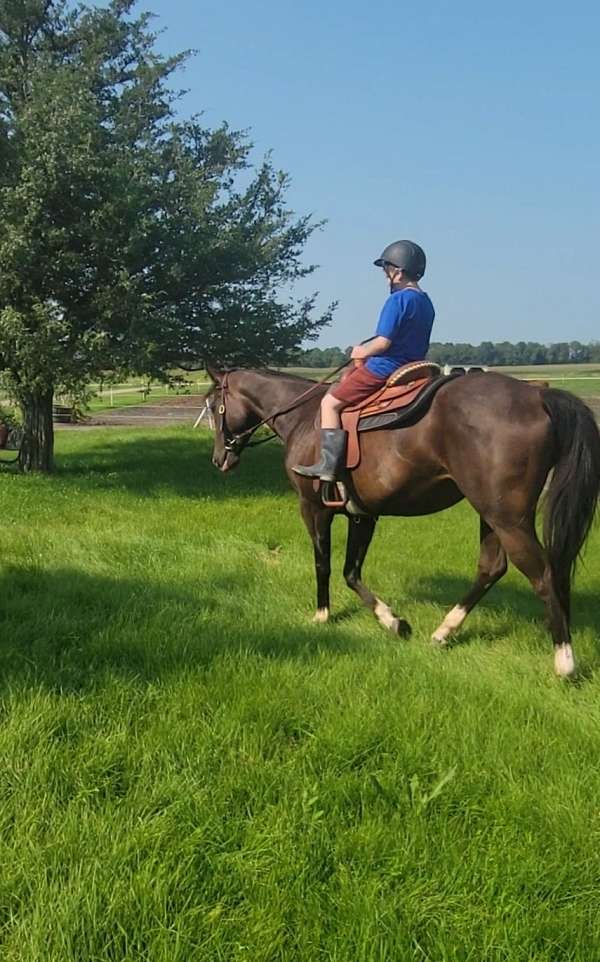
[214,362,352,456]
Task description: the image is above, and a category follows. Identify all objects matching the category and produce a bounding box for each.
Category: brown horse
[206,367,600,676]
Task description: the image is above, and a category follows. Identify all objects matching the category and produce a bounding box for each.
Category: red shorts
[329,364,387,405]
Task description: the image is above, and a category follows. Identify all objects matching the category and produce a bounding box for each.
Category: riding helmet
[374,240,426,279]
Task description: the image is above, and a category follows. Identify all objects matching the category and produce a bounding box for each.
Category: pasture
[63,363,600,417]
[1,426,599,961]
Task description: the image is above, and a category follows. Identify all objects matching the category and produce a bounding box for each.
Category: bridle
[213,362,352,457]
[214,372,275,457]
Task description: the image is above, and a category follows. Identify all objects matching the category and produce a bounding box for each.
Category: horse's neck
[238,372,322,443]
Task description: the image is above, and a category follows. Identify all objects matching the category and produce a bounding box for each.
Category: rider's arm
[351,293,401,360]
[351,336,392,360]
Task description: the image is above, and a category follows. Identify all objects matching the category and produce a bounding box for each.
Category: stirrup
[320,480,347,509]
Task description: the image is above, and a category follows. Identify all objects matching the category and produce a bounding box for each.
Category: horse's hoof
[431,630,450,647]
[394,618,412,638]
[312,608,330,624]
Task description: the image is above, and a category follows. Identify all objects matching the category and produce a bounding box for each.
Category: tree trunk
[19,387,54,473]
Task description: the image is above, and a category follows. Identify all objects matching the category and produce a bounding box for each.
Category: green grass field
[1,428,599,961]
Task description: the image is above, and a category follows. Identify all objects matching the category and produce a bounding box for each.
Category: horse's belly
[379,478,464,516]
[352,450,463,515]
[350,426,461,516]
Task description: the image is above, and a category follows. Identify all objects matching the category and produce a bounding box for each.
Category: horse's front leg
[343,516,411,637]
[300,499,334,623]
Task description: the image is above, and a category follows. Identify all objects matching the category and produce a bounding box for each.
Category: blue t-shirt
[365,289,435,378]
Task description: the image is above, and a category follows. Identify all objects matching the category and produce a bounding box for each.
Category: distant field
[490,363,600,397]
[75,378,210,413]
[492,362,600,379]
[51,363,600,417]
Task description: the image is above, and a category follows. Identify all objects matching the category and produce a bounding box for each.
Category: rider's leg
[320,391,345,428]
[292,366,386,480]
[292,390,348,481]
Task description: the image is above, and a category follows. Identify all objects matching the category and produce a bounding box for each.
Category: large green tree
[0,0,331,471]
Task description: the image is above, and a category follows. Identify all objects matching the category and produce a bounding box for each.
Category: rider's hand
[350,345,366,360]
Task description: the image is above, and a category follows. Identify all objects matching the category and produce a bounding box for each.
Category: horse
[206,366,600,677]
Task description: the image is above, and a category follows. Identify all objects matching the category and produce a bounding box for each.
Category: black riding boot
[293,429,347,482]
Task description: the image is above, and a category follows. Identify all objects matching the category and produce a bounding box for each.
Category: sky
[141,0,599,347]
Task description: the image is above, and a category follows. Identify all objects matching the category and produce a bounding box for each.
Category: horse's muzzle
[213,451,239,473]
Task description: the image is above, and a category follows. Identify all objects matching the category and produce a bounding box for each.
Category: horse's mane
[219,366,323,384]
[257,367,320,383]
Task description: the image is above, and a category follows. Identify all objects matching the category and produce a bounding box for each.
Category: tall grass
[0,427,598,961]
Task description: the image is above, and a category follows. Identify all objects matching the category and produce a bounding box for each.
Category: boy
[293,239,435,481]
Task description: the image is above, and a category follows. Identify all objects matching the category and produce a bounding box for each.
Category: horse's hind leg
[343,516,411,637]
[300,499,334,623]
[494,523,574,677]
[432,519,507,645]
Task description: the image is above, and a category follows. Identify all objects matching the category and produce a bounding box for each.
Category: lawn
[0,427,599,961]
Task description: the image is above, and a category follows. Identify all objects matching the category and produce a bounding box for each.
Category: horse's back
[432,371,544,421]
[352,371,552,518]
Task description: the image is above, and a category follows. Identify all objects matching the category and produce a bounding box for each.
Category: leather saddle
[340,360,460,470]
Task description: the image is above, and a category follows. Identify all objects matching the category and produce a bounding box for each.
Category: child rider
[293,239,435,481]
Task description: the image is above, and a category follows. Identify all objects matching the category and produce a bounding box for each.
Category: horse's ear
[205,364,222,385]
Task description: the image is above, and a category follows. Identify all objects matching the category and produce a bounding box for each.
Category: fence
[53,378,210,412]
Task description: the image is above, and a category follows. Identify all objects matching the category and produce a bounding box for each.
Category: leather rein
[214,362,352,456]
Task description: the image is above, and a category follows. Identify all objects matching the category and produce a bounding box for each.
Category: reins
[217,359,353,453]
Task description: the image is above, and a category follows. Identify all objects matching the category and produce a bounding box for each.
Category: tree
[0,0,332,471]
[547,342,570,364]
[291,346,347,367]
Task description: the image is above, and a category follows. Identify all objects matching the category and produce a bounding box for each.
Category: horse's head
[206,367,258,473]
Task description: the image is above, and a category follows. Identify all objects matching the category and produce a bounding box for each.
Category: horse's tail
[542,388,600,616]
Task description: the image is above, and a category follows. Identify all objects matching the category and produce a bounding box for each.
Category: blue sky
[144,0,599,347]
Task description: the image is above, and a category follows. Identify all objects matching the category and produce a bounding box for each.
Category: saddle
[341,360,445,469]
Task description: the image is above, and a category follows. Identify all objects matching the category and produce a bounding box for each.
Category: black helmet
[374,240,426,279]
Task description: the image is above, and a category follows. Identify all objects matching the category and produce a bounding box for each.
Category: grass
[0,427,599,961]
[490,363,600,379]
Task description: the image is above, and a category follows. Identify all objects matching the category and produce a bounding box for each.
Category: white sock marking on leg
[431,605,468,643]
[313,607,329,624]
[374,598,399,631]
[554,644,575,677]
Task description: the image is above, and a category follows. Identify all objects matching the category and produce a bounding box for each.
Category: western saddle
[340,360,443,470]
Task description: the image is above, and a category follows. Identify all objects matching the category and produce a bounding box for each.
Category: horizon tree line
[291,340,600,368]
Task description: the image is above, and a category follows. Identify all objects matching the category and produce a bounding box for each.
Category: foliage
[296,341,600,367]
[427,339,600,366]
[0,0,332,470]
[289,345,348,368]
[0,400,20,431]
[0,426,599,959]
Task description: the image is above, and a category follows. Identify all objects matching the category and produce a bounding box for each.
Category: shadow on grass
[55,430,291,500]
[1,562,598,693]
[0,564,368,694]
